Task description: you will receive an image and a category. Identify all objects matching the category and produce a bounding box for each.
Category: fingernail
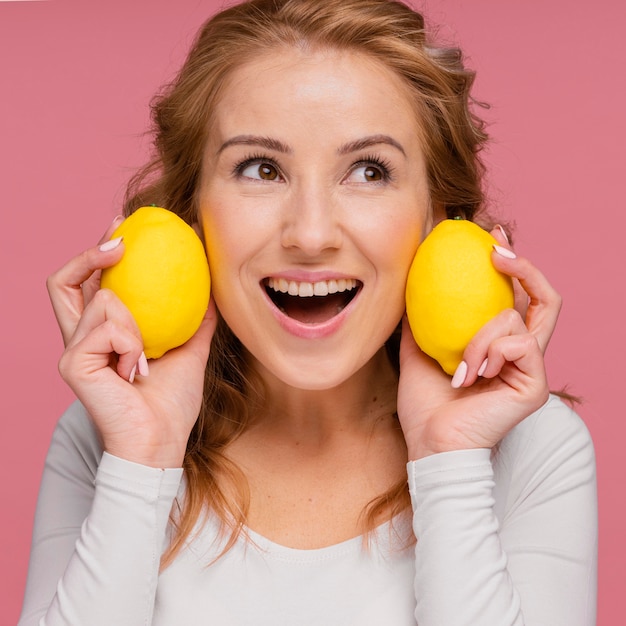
[111,215,124,227]
[137,351,149,377]
[451,360,468,388]
[493,244,516,259]
[99,236,123,252]
[477,358,489,377]
[496,224,510,245]
[128,364,137,384]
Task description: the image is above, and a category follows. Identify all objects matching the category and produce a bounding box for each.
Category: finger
[67,287,143,350]
[59,316,145,385]
[399,316,450,396]
[460,307,528,386]
[81,215,126,306]
[160,298,219,370]
[47,237,125,346]
[478,333,548,398]
[185,298,219,363]
[491,224,512,249]
[489,225,529,319]
[69,288,146,381]
[399,315,418,368]
[98,215,125,246]
[491,248,562,353]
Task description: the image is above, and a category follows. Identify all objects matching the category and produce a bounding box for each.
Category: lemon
[405,219,514,375]
[100,206,211,359]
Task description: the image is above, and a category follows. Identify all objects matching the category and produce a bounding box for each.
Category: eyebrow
[217,135,292,155]
[337,135,406,157]
[216,133,406,157]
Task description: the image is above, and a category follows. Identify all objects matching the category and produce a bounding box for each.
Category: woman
[19,0,597,624]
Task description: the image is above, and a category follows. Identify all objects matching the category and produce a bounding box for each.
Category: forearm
[407,401,597,626]
[19,451,182,626]
[408,449,523,625]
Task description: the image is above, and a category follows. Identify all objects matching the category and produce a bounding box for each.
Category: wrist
[406,442,464,462]
[404,430,490,462]
[104,438,186,469]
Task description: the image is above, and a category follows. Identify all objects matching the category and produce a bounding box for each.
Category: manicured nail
[99,236,123,252]
[111,215,124,227]
[496,224,510,245]
[493,244,516,259]
[477,358,489,377]
[451,360,468,388]
[137,351,149,377]
[128,364,137,384]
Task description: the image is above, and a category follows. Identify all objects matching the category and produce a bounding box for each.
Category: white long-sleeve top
[19,395,597,625]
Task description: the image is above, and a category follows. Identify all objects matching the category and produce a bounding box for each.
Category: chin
[248,340,395,395]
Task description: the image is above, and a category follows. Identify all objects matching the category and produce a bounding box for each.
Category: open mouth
[264,277,362,324]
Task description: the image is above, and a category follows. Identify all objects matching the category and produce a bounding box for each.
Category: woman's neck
[245,347,399,446]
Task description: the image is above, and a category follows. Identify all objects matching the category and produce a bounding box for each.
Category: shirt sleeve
[18,401,183,626]
[407,396,597,626]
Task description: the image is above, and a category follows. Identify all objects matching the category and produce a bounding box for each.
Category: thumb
[399,315,419,369]
[183,298,219,366]
[399,316,450,389]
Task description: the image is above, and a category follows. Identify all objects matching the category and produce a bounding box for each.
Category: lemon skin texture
[405,219,514,376]
[100,206,211,359]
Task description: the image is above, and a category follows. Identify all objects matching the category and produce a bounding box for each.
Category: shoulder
[494,395,596,510]
[501,394,594,463]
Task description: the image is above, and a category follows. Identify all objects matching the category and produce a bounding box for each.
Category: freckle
[372,396,377,403]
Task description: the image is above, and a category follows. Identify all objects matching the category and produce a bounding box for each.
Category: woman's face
[198,47,432,390]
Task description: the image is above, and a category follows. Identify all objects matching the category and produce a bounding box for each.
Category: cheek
[376,218,425,274]
[356,188,432,264]
[200,221,225,279]
[198,204,267,317]
[198,209,241,309]
[199,191,274,261]
[199,198,243,266]
[200,219,221,262]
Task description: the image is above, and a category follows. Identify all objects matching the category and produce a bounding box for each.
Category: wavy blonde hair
[123,0,490,566]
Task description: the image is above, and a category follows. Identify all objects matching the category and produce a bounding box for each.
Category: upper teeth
[266,278,358,298]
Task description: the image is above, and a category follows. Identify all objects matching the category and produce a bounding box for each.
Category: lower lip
[264,290,360,339]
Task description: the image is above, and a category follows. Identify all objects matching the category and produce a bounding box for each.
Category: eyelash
[233,153,282,179]
[231,152,395,182]
[350,154,395,183]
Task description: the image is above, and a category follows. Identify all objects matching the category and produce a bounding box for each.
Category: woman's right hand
[46,216,217,468]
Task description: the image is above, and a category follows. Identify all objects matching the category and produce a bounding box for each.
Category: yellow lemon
[100,206,211,359]
[405,219,514,375]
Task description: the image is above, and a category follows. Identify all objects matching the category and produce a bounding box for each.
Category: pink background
[1,0,623,623]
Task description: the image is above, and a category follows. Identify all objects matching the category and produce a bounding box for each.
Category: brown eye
[345,164,386,183]
[259,163,279,180]
[363,166,382,181]
[240,161,281,181]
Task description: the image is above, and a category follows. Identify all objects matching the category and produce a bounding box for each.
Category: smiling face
[198,47,432,391]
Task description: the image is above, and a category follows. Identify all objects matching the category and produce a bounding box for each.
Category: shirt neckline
[240,515,412,564]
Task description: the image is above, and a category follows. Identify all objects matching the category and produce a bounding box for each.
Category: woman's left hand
[397,226,562,460]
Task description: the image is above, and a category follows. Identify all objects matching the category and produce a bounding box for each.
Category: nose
[280,184,343,256]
